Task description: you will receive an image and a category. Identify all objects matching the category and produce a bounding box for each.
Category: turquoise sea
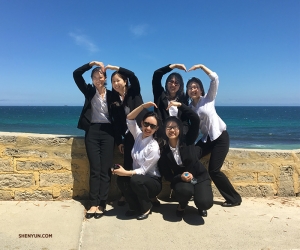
[0,106,299,150]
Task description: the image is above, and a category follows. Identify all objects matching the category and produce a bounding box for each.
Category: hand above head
[127,102,158,120]
[188,64,203,72]
[170,64,187,72]
[188,64,212,75]
[105,65,119,71]
[89,61,105,72]
[166,101,182,110]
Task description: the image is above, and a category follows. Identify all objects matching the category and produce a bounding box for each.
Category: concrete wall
[0,132,299,201]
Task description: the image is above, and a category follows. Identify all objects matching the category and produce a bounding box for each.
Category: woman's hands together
[89,61,105,72]
[105,65,119,71]
[188,64,203,72]
[170,64,187,71]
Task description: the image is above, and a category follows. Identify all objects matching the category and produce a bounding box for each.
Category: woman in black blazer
[73,61,116,219]
[152,64,189,137]
[105,65,148,206]
[158,101,213,218]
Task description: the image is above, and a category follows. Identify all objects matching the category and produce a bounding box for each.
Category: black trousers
[85,123,114,207]
[174,179,213,210]
[196,130,241,204]
[117,175,162,213]
[123,132,134,171]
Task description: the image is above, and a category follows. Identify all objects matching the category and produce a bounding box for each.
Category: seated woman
[112,102,162,220]
[158,101,213,217]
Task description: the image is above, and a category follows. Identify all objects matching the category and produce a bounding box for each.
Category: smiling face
[141,116,158,138]
[167,77,180,98]
[111,73,127,95]
[92,70,106,88]
[165,120,180,140]
[187,82,202,100]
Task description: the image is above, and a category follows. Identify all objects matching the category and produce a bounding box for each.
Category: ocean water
[0,106,299,150]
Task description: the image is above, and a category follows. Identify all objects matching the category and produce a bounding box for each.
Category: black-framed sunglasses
[143,121,158,130]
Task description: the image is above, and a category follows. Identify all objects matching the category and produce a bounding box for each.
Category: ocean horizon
[0,106,299,150]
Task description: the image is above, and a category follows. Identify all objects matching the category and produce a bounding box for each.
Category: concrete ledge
[0,132,299,200]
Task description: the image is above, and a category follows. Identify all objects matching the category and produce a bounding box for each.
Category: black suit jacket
[152,64,189,136]
[73,63,117,132]
[111,67,147,146]
[158,104,210,188]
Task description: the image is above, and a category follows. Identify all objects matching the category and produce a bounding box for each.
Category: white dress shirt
[127,119,161,177]
[190,72,226,143]
[168,100,178,117]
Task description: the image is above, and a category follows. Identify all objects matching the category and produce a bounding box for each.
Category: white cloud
[130,24,148,37]
[69,32,98,52]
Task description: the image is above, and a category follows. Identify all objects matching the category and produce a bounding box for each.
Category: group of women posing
[73,61,242,221]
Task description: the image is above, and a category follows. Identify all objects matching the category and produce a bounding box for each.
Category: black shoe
[137,213,149,220]
[137,207,152,220]
[222,201,241,207]
[198,209,207,217]
[94,207,105,219]
[125,210,136,217]
[94,211,104,219]
[85,212,95,219]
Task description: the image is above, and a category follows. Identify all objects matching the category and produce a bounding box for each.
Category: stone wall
[0,132,299,201]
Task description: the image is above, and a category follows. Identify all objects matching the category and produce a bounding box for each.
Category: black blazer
[158,104,210,188]
[73,63,116,132]
[152,64,189,135]
[111,67,147,146]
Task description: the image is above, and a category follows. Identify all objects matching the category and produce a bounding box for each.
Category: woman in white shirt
[112,102,162,220]
[186,64,242,207]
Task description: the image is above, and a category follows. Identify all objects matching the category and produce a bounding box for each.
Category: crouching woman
[158,101,213,217]
[112,102,162,220]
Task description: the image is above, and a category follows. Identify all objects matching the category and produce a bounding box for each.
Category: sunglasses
[143,121,158,130]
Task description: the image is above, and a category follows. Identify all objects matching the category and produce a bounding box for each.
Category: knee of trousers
[129,175,143,187]
[194,197,213,210]
[174,185,193,197]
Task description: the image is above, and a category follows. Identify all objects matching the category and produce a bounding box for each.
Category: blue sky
[0,0,299,106]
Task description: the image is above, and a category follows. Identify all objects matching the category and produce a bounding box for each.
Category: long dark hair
[165,72,185,101]
[111,71,129,106]
[186,77,205,103]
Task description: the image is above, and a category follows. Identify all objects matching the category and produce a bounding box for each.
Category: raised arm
[167,101,200,145]
[73,63,92,95]
[188,64,212,75]
[126,102,157,120]
[73,61,105,95]
[188,64,219,101]
[106,64,141,94]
